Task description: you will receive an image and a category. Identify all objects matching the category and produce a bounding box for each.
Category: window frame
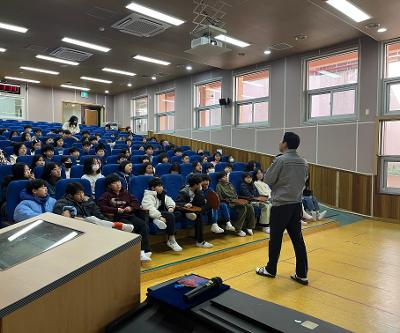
[378,118,400,195]
[155,89,175,133]
[131,95,148,135]
[0,93,25,120]
[303,48,360,123]
[234,68,270,127]
[383,40,400,116]
[193,79,222,129]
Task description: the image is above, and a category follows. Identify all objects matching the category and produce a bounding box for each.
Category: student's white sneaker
[311,211,317,221]
[153,219,167,230]
[236,230,246,237]
[302,211,314,221]
[246,229,254,235]
[185,213,197,221]
[196,241,213,248]
[167,240,183,252]
[140,250,151,261]
[211,223,224,234]
[225,221,236,231]
[122,224,134,233]
[262,226,270,233]
[301,220,308,226]
[317,210,327,220]
[145,252,152,257]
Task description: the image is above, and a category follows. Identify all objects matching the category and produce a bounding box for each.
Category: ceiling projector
[185,25,231,57]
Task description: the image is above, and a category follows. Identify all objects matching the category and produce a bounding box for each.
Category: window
[235,69,269,125]
[156,91,175,132]
[379,120,400,194]
[384,41,400,115]
[194,80,222,128]
[0,95,25,120]
[131,96,148,134]
[305,50,359,120]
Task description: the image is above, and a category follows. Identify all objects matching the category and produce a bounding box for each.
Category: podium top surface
[0,213,140,317]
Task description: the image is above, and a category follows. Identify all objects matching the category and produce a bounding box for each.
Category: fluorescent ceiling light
[20,66,59,75]
[0,48,6,53]
[5,76,40,84]
[186,65,192,70]
[318,70,341,78]
[264,50,271,55]
[126,2,185,26]
[60,84,90,91]
[102,67,136,76]
[80,76,112,84]
[326,0,371,23]
[133,55,170,66]
[215,34,250,48]
[105,90,109,94]
[127,83,132,87]
[377,27,387,33]
[62,37,111,52]
[151,76,157,80]
[36,54,79,66]
[0,22,28,33]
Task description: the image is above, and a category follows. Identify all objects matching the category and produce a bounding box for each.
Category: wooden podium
[0,213,141,333]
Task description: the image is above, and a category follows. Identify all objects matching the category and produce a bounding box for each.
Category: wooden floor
[141,219,400,333]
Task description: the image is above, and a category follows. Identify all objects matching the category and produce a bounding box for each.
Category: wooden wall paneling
[338,172,371,215]
[308,165,337,207]
[374,176,400,222]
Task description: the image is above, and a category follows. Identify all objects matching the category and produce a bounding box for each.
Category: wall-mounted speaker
[219,98,231,106]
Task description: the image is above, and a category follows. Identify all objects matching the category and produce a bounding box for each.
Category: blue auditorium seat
[106,155,120,164]
[55,178,92,200]
[179,164,193,179]
[132,164,143,176]
[16,155,34,165]
[215,162,229,172]
[160,174,184,200]
[208,172,218,191]
[81,155,98,164]
[229,171,245,193]
[131,155,145,164]
[0,165,13,185]
[70,165,84,178]
[111,149,123,156]
[102,164,120,176]
[7,180,29,221]
[232,162,247,171]
[51,155,77,165]
[0,140,11,150]
[155,163,171,176]
[171,156,182,164]
[189,155,201,163]
[129,175,154,202]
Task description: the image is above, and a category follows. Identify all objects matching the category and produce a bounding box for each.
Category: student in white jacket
[141,178,183,252]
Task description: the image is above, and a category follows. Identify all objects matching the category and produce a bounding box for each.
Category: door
[85,109,98,126]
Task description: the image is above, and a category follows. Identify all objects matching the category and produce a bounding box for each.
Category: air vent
[112,13,172,38]
[270,42,293,51]
[50,47,93,62]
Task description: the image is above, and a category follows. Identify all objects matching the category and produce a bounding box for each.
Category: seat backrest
[10,137,21,142]
[132,150,144,155]
[129,175,154,202]
[0,140,12,150]
[179,164,193,179]
[215,162,229,172]
[7,180,29,221]
[17,155,34,165]
[51,155,77,165]
[232,162,247,171]
[4,146,14,156]
[111,149,123,156]
[0,165,13,185]
[33,166,44,179]
[63,137,76,147]
[155,163,171,176]
[229,171,245,194]
[208,172,218,191]
[70,165,84,178]
[132,164,143,176]
[178,145,191,151]
[80,155,98,165]
[160,174,184,200]
[55,178,92,200]
[106,155,120,164]
[182,150,196,156]
[189,155,201,163]
[131,155,145,164]
[102,164,120,176]
[171,156,182,164]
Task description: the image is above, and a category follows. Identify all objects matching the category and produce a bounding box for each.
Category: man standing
[256,132,309,285]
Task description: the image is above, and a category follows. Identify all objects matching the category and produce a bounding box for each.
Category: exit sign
[81,91,88,98]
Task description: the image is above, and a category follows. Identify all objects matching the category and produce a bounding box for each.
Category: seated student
[125,138,133,154]
[302,177,327,221]
[44,137,54,146]
[41,162,62,197]
[81,157,104,195]
[205,163,215,174]
[81,130,90,141]
[141,178,182,252]
[89,136,98,147]
[21,132,32,142]
[95,144,106,165]
[53,136,64,154]
[176,174,213,248]
[31,139,42,154]
[23,125,33,134]
[117,161,133,191]
[181,154,190,164]
[68,148,81,162]
[98,174,151,261]
[253,169,271,197]
[245,160,258,172]
[170,163,180,174]
[62,115,80,134]
[138,145,145,152]
[41,145,55,163]
[192,161,203,174]
[144,144,154,162]
[240,172,271,233]
[227,155,235,163]
[116,153,128,164]
[82,140,91,155]
[216,172,256,236]
[197,149,204,156]
[53,182,133,232]
[174,148,183,157]
[157,152,169,164]
[14,179,57,222]
[10,142,28,165]
[61,156,73,179]
[200,155,208,164]
[141,162,155,176]
[31,155,46,169]
[32,128,42,140]
[63,129,79,141]
[211,152,222,166]
[141,155,150,164]
[224,163,233,181]
[0,149,11,165]
[200,174,226,234]
[8,130,19,139]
